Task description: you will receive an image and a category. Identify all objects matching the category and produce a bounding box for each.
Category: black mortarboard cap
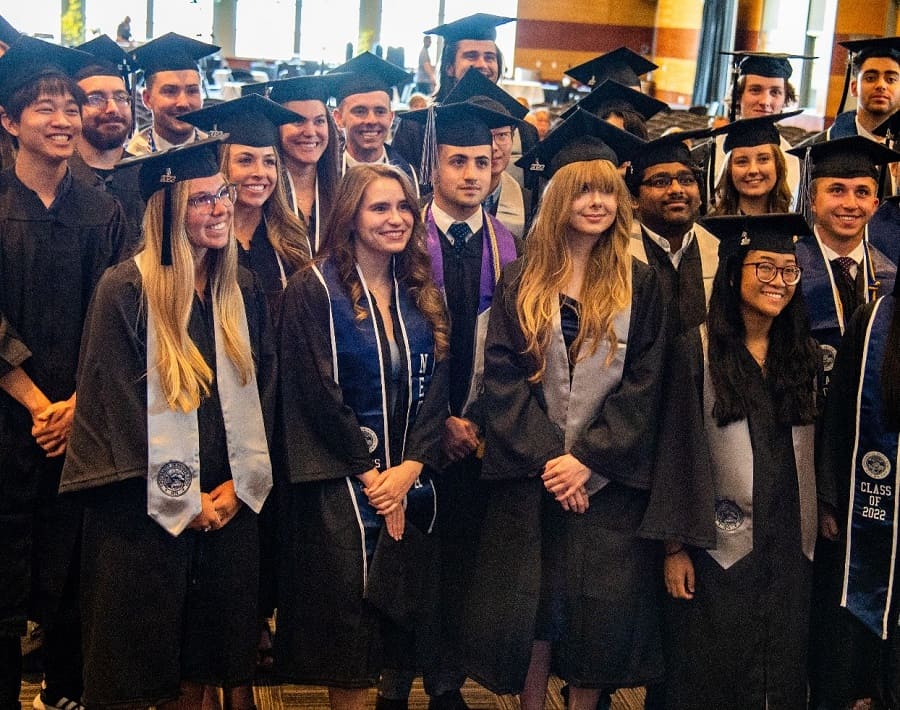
[723,51,814,79]
[130,32,219,77]
[242,72,346,105]
[75,35,134,81]
[515,107,644,178]
[404,99,518,184]
[713,108,802,153]
[328,52,412,102]
[565,47,657,89]
[700,213,811,260]
[0,36,94,106]
[424,13,515,42]
[117,135,225,265]
[787,135,900,181]
[179,94,301,148]
[628,127,715,177]
[559,79,667,122]
[839,36,900,59]
[0,15,20,47]
[444,66,527,120]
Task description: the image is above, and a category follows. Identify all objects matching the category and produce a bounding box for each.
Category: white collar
[430,200,484,239]
[815,227,866,265]
[641,223,696,268]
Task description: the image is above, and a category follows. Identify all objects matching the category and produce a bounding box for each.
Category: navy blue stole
[842,295,900,639]
[320,259,437,562]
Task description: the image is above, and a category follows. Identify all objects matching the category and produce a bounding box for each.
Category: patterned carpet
[21,673,645,708]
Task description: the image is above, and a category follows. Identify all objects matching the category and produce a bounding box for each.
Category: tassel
[795,146,812,225]
[419,104,437,188]
[161,185,173,266]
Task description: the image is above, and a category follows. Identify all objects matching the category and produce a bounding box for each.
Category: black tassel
[161,185,173,266]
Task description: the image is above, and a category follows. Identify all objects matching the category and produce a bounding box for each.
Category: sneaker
[33,690,85,710]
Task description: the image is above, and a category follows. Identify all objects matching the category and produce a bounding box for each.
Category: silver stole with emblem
[703,362,816,569]
[542,297,631,495]
[138,254,273,537]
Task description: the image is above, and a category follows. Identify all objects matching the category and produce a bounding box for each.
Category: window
[235,0,294,60]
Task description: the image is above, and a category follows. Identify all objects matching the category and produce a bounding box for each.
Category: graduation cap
[787,135,900,182]
[836,36,900,113]
[130,32,219,78]
[179,94,301,148]
[117,135,226,264]
[403,99,519,184]
[515,107,644,178]
[0,14,20,47]
[424,13,515,43]
[242,73,346,106]
[75,35,135,88]
[328,52,412,103]
[565,47,657,89]
[713,108,803,153]
[444,66,527,120]
[0,36,94,106]
[628,127,714,177]
[700,213,812,260]
[559,79,667,122]
[722,51,815,121]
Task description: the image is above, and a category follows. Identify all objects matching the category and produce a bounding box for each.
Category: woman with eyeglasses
[462,155,668,708]
[276,164,449,709]
[645,214,819,709]
[59,138,275,710]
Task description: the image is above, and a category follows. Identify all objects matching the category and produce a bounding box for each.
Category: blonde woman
[60,138,275,710]
[462,157,668,709]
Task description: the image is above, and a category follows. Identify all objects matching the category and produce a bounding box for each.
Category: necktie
[832,256,859,323]
[448,221,471,259]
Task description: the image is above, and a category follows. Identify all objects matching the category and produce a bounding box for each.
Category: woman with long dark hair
[462,156,668,709]
[276,164,449,710]
[651,214,819,709]
[243,75,344,254]
[59,138,275,710]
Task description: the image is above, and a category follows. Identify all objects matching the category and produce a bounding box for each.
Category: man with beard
[71,35,143,253]
[126,32,218,155]
[826,37,900,140]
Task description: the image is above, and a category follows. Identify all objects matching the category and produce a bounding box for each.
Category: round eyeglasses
[187,184,237,213]
[743,261,803,286]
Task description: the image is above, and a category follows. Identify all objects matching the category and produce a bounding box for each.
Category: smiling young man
[628,131,720,335]
[328,51,418,188]
[126,32,218,155]
[0,36,127,710]
[70,34,144,253]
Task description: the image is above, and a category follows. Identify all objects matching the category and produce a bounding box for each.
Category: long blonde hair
[517,159,633,382]
[140,178,255,412]
[221,143,311,268]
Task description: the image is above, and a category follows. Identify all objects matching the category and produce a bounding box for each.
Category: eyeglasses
[491,129,513,145]
[187,183,237,213]
[84,92,131,109]
[640,172,698,190]
[743,261,803,286]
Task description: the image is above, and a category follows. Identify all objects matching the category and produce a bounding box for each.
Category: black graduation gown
[655,347,812,710]
[811,301,900,707]
[0,168,126,634]
[68,151,144,257]
[461,258,668,694]
[58,259,276,702]
[275,264,449,688]
[640,228,707,336]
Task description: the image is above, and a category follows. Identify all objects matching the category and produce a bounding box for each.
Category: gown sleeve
[0,311,31,377]
[480,259,566,480]
[279,268,376,483]
[568,261,668,491]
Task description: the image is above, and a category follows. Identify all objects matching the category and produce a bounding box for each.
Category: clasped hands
[542,453,591,514]
[31,393,76,458]
[358,461,423,541]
